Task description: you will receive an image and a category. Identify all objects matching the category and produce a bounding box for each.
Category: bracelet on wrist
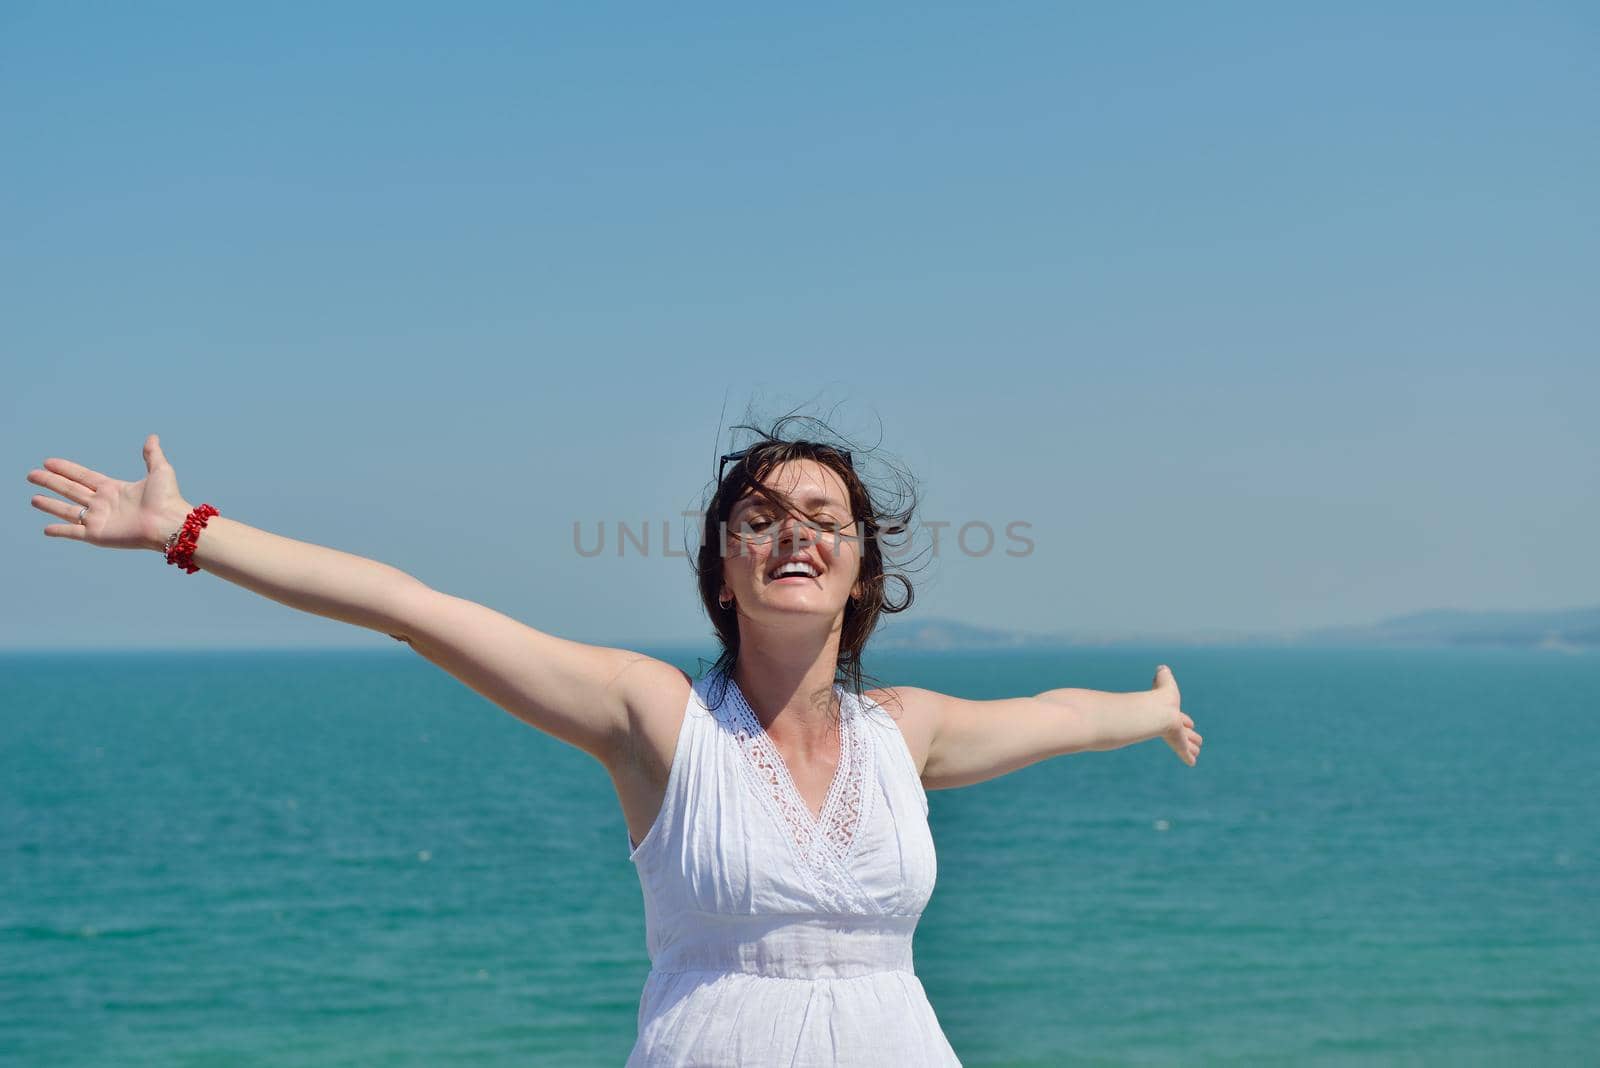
[163,504,219,574]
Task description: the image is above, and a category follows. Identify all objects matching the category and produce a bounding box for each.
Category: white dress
[626,667,963,1067]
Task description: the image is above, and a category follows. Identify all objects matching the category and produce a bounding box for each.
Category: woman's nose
[775,513,817,551]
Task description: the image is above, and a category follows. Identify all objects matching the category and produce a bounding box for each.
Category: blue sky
[4,2,1595,649]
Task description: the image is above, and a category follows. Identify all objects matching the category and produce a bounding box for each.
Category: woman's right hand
[27,434,191,552]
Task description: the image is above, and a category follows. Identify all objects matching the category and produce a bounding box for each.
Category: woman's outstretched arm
[867,665,1202,791]
[26,434,677,765]
[29,436,429,638]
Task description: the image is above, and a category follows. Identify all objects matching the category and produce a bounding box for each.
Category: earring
[718,594,734,610]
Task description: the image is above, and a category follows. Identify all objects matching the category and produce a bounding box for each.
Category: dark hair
[693,410,919,713]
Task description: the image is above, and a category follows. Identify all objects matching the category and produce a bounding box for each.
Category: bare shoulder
[861,684,938,776]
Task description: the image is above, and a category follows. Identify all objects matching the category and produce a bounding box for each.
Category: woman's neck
[730,635,842,753]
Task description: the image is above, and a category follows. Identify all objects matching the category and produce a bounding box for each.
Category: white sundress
[625,667,962,1067]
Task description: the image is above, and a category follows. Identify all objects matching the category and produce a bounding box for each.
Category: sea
[2,646,1596,1066]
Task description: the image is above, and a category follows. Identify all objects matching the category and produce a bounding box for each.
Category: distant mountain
[1291,606,1600,651]
[869,607,1600,652]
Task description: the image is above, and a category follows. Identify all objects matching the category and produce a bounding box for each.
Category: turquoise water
[3,646,1596,1066]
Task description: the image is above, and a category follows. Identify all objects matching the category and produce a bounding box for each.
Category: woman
[27,420,1202,1066]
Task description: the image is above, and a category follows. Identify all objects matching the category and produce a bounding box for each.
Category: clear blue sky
[4,2,1595,649]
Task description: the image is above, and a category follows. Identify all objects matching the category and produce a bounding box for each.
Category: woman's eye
[737,514,847,537]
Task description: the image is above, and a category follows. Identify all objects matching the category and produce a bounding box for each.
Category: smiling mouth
[767,560,822,582]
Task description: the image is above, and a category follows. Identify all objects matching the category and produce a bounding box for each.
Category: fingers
[31,494,90,541]
[41,457,108,492]
[27,467,93,506]
[1168,725,1203,763]
[31,494,82,524]
[42,522,87,541]
[144,434,167,472]
[1171,726,1202,767]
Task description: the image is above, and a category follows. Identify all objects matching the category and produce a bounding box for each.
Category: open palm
[27,434,187,551]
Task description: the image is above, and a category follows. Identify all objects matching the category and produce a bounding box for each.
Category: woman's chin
[745,597,847,625]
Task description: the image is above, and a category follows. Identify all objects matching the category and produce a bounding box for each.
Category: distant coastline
[868,606,1600,653]
[5,606,1596,656]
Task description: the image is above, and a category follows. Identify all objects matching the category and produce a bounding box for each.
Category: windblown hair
[693,410,920,713]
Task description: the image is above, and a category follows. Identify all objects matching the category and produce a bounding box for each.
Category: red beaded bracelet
[163,503,220,574]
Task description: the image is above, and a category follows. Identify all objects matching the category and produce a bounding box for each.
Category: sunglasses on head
[718,443,854,483]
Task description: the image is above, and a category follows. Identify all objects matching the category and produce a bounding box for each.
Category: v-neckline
[726,674,847,821]
[722,673,867,860]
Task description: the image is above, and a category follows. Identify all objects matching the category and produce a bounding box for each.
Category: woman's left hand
[1153,665,1202,767]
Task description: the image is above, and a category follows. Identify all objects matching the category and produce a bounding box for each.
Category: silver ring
[76,506,88,525]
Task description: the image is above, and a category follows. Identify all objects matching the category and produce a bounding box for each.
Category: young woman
[27,420,1202,1066]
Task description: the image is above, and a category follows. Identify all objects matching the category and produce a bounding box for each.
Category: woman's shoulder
[855,684,935,773]
[857,682,922,720]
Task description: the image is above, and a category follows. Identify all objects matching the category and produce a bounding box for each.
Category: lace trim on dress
[721,675,880,915]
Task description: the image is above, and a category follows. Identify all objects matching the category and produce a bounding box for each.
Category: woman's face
[719,459,864,629]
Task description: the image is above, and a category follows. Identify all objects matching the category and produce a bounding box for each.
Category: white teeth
[772,561,818,579]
